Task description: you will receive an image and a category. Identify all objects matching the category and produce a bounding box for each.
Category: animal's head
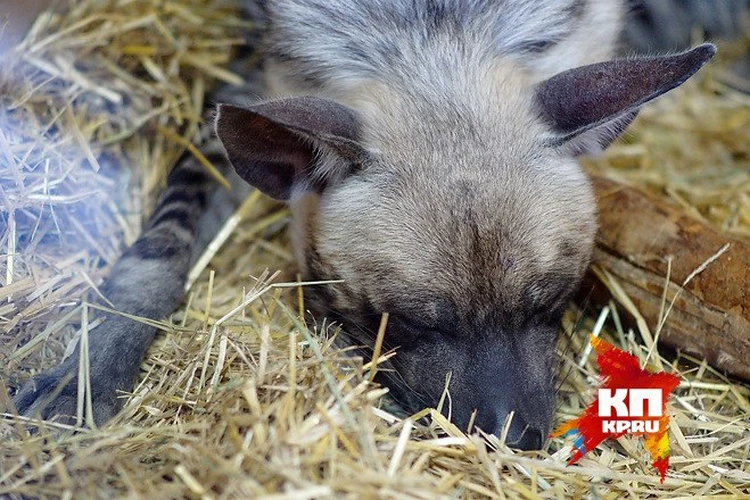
[216,45,714,449]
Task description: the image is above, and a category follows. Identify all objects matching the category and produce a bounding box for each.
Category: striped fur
[13,147,249,425]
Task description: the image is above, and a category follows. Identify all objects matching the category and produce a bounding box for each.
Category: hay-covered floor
[1,2,749,499]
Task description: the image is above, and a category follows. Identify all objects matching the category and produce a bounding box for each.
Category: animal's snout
[497,412,545,450]
[384,325,557,451]
[453,404,547,450]
[432,330,557,451]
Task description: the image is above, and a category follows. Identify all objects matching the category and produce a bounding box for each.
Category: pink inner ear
[535,43,716,140]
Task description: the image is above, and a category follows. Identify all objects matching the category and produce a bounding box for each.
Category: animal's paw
[13,361,122,427]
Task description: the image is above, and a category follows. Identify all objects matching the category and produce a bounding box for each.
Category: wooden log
[586,175,750,380]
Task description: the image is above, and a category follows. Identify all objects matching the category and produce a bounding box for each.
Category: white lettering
[629,389,662,417]
[598,388,628,417]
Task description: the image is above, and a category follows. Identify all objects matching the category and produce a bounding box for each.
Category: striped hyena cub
[15,0,714,449]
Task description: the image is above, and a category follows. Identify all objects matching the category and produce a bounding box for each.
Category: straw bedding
[1,1,748,498]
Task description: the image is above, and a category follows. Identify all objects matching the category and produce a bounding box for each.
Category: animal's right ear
[535,43,716,155]
[215,97,364,201]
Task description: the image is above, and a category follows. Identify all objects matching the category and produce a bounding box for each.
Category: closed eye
[385,296,459,334]
[516,38,558,54]
[390,313,432,332]
[524,276,575,323]
[388,313,439,342]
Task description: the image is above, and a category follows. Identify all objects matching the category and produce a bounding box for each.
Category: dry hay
[584,38,750,240]
[1,1,749,499]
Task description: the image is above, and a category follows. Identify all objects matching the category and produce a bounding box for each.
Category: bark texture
[588,175,750,380]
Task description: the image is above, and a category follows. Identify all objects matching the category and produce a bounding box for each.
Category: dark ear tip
[692,43,717,62]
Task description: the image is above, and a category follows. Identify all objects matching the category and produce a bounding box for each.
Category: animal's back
[260,0,625,95]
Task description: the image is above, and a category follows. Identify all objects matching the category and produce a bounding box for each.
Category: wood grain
[587,175,750,380]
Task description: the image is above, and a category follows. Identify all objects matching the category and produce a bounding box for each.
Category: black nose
[503,419,544,450]
[468,407,546,450]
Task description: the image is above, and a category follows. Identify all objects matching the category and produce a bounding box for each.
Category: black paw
[13,362,122,427]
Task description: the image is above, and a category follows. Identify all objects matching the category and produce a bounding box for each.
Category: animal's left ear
[535,43,716,155]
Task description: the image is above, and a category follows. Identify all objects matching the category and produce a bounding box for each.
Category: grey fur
[13,155,246,426]
[15,0,715,449]
[217,0,713,448]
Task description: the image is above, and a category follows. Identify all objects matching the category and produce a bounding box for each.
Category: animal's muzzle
[439,330,557,451]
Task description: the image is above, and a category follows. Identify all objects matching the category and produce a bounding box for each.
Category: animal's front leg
[13,155,235,426]
[13,316,172,427]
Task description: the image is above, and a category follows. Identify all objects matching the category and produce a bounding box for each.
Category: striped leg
[13,19,266,423]
[14,144,249,426]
